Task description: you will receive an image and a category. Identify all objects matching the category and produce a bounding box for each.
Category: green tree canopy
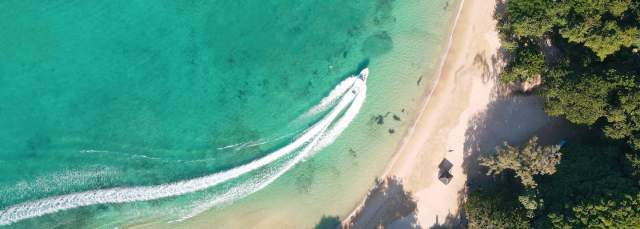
[479,136,561,189]
[500,0,640,60]
[501,46,546,82]
[538,139,640,228]
[504,0,566,38]
[468,0,640,227]
[544,69,640,150]
[464,190,529,229]
[557,0,639,59]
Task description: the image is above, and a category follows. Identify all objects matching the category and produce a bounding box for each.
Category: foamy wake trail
[181,79,367,220]
[180,130,326,221]
[216,138,272,152]
[0,76,367,226]
[316,85,367,152]
[301,77,357,119]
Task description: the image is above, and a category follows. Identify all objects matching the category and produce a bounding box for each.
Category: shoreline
[340,0,467,224]
[343,0,567,227]
[145,1,464,228]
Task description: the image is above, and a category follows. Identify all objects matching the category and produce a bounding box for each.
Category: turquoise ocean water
[0,0,458,228]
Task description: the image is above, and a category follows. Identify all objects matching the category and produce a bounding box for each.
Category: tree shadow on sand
[314,215,341,229]
[430,86,575,229]
[458,88,579,228]
[429,212,465,229]
[427,15,578,226]
[424,23,509,229]
[463,95,562,184]
[343,177,418,229]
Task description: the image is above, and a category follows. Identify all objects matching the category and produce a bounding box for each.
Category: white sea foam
[315,82,367,152]
[216,142,246,150]
[181,82,367,220]
[216,138,268,151]
[0,75,367,226]
[181,131,325,221]
[80,149,169,161]
[301,77,357,119]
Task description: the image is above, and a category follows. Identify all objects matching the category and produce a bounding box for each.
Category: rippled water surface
[0,0,457,227]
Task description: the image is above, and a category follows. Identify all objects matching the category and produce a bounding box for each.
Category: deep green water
[0,0,457,228]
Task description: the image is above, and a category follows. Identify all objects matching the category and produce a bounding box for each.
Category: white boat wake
[180,73,367,221]
[0,69,369,226]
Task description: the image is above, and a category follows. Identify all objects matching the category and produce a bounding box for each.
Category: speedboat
[358,68,369,82]
[350,68,369,95]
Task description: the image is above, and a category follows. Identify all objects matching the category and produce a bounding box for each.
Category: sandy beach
[343,0,573,228]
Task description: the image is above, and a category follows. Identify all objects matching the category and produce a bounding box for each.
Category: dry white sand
[392,0,503,225]
[387,0,501,226]
[344,0,573,227]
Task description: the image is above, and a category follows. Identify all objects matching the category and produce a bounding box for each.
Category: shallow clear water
[0,0,457,228]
